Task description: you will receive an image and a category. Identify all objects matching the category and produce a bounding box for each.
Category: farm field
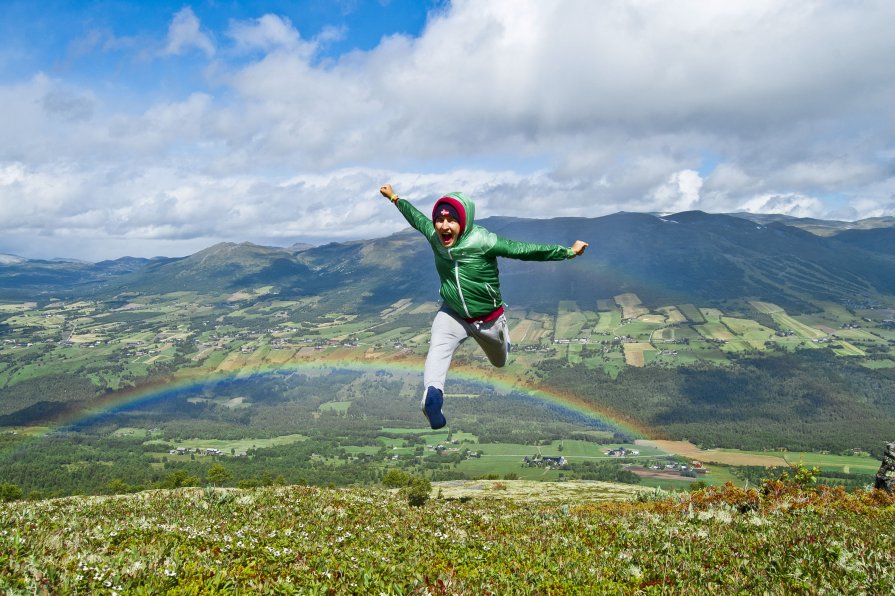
[3,291,891,398]
[657,305,687,324]
[5,292,890,392]
[554,301,589,339]
[634,461,741,485]
[164,433,309,457]
[2,290,893,396]
[677,303,705,323]
[637,441,883,478]
[778,451,883,475]
[594,308,621,333]
[622,342,654,367]
[614,293,649,320]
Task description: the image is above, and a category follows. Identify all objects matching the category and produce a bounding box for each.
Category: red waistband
[464,305,505,325]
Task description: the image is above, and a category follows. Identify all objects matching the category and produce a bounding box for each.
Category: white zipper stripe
[484,283,498,307]
[452,256,471,318]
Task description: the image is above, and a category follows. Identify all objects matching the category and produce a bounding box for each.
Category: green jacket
[395,192,573,319]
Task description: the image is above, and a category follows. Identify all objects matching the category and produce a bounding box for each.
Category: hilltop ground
[2,478,893,594]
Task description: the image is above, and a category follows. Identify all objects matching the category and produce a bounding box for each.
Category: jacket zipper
[484,283,498,308]
[450,251,472,318]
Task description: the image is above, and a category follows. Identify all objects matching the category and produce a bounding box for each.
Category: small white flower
[746,514,767,526]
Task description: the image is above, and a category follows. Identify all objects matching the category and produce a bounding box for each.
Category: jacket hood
[433,192,476,240]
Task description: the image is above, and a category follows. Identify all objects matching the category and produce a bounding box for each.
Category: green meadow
[781,451,883,475]
[164,434,309,457]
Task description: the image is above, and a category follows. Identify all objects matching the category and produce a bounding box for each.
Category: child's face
[434,215,461,247]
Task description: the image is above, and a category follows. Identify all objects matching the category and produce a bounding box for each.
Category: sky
[1,0,894,261]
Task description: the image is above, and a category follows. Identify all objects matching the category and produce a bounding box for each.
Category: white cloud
[227,14,307,54]
[773,160,882,192]
[649,170,703,214]
[3,0,895,260]
[737,193,826,219]
[163,7,215,57]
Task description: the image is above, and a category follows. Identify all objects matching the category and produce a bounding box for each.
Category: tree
[207,463,232,487]
[161,469,199,489]
[106,479,131,494]
[0,484,23,502]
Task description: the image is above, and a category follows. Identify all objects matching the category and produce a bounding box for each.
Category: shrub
[381,468,431,506]
[0,484,23,502]
[402,475,432,507]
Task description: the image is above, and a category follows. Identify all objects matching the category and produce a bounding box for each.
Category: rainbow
[1,355,648,456]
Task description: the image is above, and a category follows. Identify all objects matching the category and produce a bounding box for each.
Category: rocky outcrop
[875,442,895,493]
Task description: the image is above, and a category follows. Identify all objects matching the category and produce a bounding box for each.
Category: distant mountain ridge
[1,211,893,314]
[730,212,895,236]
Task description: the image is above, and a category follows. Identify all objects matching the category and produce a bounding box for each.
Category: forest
[541,349,895,455]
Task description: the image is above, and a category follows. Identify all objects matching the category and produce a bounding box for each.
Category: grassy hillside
[2,478,893,594]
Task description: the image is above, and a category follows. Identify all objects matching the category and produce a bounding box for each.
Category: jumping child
[379,184,588,429]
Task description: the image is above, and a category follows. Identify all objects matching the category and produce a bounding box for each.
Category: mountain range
[1,211,893,315]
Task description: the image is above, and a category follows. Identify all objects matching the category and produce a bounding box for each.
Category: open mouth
[440,232,454,245]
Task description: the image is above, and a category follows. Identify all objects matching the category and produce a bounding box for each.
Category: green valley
[1,211,894,501]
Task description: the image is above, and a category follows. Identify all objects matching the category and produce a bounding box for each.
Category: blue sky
[1,0,894,260]
[2,1,435,104]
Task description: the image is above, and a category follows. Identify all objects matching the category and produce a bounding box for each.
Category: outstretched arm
[378,183,436,241]
[487,234,589,261]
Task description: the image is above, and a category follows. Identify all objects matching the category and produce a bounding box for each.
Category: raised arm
[378,184,436,241]
[379,184,399,203]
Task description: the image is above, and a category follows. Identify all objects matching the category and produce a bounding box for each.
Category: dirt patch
[511,320,535,343]
[636,439,787,467]
[433,479,648,502]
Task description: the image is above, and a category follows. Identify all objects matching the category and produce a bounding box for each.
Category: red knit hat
[432,196,467,237]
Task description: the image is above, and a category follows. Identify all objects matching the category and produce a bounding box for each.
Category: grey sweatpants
[423,305,510,392]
